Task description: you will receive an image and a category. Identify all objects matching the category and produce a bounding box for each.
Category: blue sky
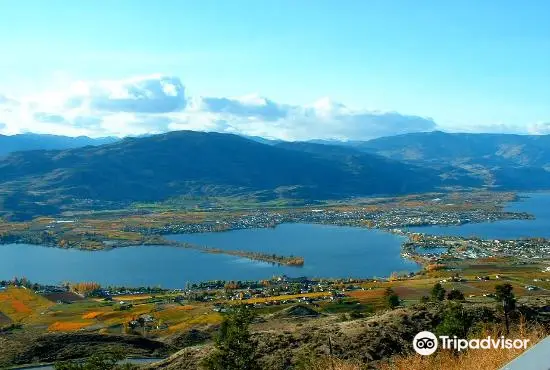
[0,0,548,139]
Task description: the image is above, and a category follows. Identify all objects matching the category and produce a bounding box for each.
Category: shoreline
[1,191,546,281]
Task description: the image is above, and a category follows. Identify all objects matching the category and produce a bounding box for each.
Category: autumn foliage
[426,263,447,272]
[70,282,101,295]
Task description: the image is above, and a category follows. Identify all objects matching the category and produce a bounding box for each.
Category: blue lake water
[407,192,550,239]
[2,193,548,287]
[0,224,416,288]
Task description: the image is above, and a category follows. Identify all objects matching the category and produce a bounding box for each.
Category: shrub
[447,289,465,301]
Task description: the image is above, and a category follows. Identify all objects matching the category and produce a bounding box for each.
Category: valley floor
[1,190,550,369]
[1,256,550,369]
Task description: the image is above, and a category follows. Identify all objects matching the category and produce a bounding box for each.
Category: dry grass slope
[377,321,548,370]
[303,358,363,370]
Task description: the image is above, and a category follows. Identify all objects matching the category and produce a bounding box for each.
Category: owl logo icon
[413,331,438,355]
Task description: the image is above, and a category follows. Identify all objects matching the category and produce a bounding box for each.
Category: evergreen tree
[436,302,472,338]
[431,282,446,301]
[384,287,400,309]
[495,283,516,334]
[202,305,259,370]
[495,283,516,311]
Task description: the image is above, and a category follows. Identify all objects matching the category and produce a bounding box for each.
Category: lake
[3,193,548,287]
[0,224,416,288]
[408,192,550,239]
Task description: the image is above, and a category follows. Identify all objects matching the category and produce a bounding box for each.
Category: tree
[202,305,259,370]
[436,302,473,338]
[495,283,516,311]
[495,283,516,334]
[446,289,465,301]
[431,283,446,302]
[384,287,400,309]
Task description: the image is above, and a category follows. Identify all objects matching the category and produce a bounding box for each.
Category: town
[401,231,550,262]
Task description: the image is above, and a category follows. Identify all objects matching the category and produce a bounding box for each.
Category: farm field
[0,287,53,322]
[0,259,549,370]
[0,286,226,339]
[240,291,332,304]
[1,259,549,333]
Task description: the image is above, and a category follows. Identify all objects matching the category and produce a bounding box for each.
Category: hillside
[0,133,118,157]
[0,131,443,218]
[144,299,550,370]
[276,141,481,189]
[350,131,550,189]
[3,130,550,220]
[355,131,550,165]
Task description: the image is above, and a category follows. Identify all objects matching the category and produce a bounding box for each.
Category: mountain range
[0,133,117,157]
[0,131,441,215]
[347,131,550,189]
[1,130,549,219]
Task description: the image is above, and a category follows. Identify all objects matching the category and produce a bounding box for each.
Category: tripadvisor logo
[413,331,438,355]
[413,331,530,356]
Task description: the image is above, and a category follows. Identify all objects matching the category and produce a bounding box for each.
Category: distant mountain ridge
[353,131,550,165]
[0,133,118,157]
[349,131,550,189]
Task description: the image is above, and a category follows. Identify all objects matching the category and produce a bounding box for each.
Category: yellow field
[239,291,331,304]
[167,312,222,331]
[97,304,155,327]
[48,321,90,331]
[153,304,197,323]
[82,311,103,319]
[347,289,386,300]
[0,287,54,322]
[111,294,153,301]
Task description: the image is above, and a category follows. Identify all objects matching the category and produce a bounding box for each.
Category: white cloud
[34,112,67,124]
[65,74,187,113]
[2,73,543,141]
[185,95,437,140]
[527,122,550,135]
[199,94,288,121]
